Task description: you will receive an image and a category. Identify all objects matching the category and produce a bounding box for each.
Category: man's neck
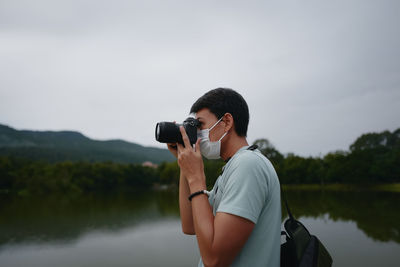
[220,136,249,161]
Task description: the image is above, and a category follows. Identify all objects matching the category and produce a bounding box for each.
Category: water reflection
[1,219,199,267]
[283,190,400,244]
[0,191,180,248]
[0,189,399,267]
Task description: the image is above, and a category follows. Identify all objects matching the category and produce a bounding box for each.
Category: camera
[155,117,200,145]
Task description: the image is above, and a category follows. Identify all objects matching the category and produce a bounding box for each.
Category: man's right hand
[167,143,178,158]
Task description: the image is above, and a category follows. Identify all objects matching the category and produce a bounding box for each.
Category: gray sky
[1,0,399,156]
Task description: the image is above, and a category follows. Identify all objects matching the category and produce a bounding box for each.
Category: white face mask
[197,117,227,159]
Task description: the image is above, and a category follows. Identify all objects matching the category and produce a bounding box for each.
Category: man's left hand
[177,126,205,190]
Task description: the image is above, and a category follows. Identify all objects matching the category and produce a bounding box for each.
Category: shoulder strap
[247,145,294,220]
[247,144,258,151]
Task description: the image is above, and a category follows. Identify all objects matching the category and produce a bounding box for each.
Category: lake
[0,189,399,267]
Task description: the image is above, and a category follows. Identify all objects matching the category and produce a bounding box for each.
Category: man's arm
[188,178,254,267]
[177,127,255,267]
[167,142,195,235]
[179,171,195,235]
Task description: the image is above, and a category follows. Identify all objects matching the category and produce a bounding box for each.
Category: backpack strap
[247,144,258,151]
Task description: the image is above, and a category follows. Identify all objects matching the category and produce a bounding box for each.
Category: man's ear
[223,113,234,132]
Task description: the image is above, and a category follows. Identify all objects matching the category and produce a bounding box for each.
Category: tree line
[0,128,398,195]
[0,158,160,195]
[256,127,399,185]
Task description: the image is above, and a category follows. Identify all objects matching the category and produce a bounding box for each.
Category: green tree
[253,138,284,167]
[157,162,179,185]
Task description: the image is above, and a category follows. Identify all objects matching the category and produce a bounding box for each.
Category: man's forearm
[179,171,195,235]
[188,178,221,267]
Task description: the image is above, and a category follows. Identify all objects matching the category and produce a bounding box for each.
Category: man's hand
[177,126,205,190]
[167,143,178,158]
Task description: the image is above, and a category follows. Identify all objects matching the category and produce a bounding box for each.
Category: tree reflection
[0,191,179,248]
[283,190,400,243]
[0,190,399,249]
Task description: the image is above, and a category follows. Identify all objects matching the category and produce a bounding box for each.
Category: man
[167,88,281,267]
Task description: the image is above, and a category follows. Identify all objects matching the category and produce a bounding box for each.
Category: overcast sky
[1,0,399,156]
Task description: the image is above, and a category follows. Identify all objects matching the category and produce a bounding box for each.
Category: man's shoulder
[224,148,274,178]
[231,148,270,167]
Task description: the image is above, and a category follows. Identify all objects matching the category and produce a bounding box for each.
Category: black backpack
[280,192,333,267]
[246,145,333,267]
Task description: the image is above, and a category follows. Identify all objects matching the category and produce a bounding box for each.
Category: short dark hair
[190,88,249,137]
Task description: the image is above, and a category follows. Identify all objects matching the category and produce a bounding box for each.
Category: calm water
[0,190,399,267]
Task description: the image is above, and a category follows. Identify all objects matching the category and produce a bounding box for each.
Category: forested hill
[0,124,174,164]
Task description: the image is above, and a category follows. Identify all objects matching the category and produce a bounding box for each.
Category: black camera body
[155,117,200,145]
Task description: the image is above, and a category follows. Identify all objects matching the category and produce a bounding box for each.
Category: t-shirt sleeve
[216,154,268,224]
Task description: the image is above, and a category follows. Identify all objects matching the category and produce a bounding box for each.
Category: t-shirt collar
[224,145,250,163]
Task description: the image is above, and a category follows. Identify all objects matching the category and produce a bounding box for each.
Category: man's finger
[176,142,183,153]
[179,126,191,148]
[195,138,201,154]
[177,141,188,157]
[167,143,177,149]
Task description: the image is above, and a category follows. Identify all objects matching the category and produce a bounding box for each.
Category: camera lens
[155,122,180,143]
[155,118,199,145]
[155,123,161,140]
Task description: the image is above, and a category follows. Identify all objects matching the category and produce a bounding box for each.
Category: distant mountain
[0,124,175,164]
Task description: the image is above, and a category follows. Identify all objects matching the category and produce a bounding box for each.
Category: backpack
[280,190,333,267]
[246,145,333,267]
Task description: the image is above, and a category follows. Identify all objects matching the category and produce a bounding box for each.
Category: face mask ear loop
[218,131,228,142]
[209,117,224,131]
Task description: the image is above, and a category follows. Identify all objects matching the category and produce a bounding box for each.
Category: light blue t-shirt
[198,146,281,267]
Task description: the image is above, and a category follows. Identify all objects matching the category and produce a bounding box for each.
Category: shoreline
[281,183,400,193]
